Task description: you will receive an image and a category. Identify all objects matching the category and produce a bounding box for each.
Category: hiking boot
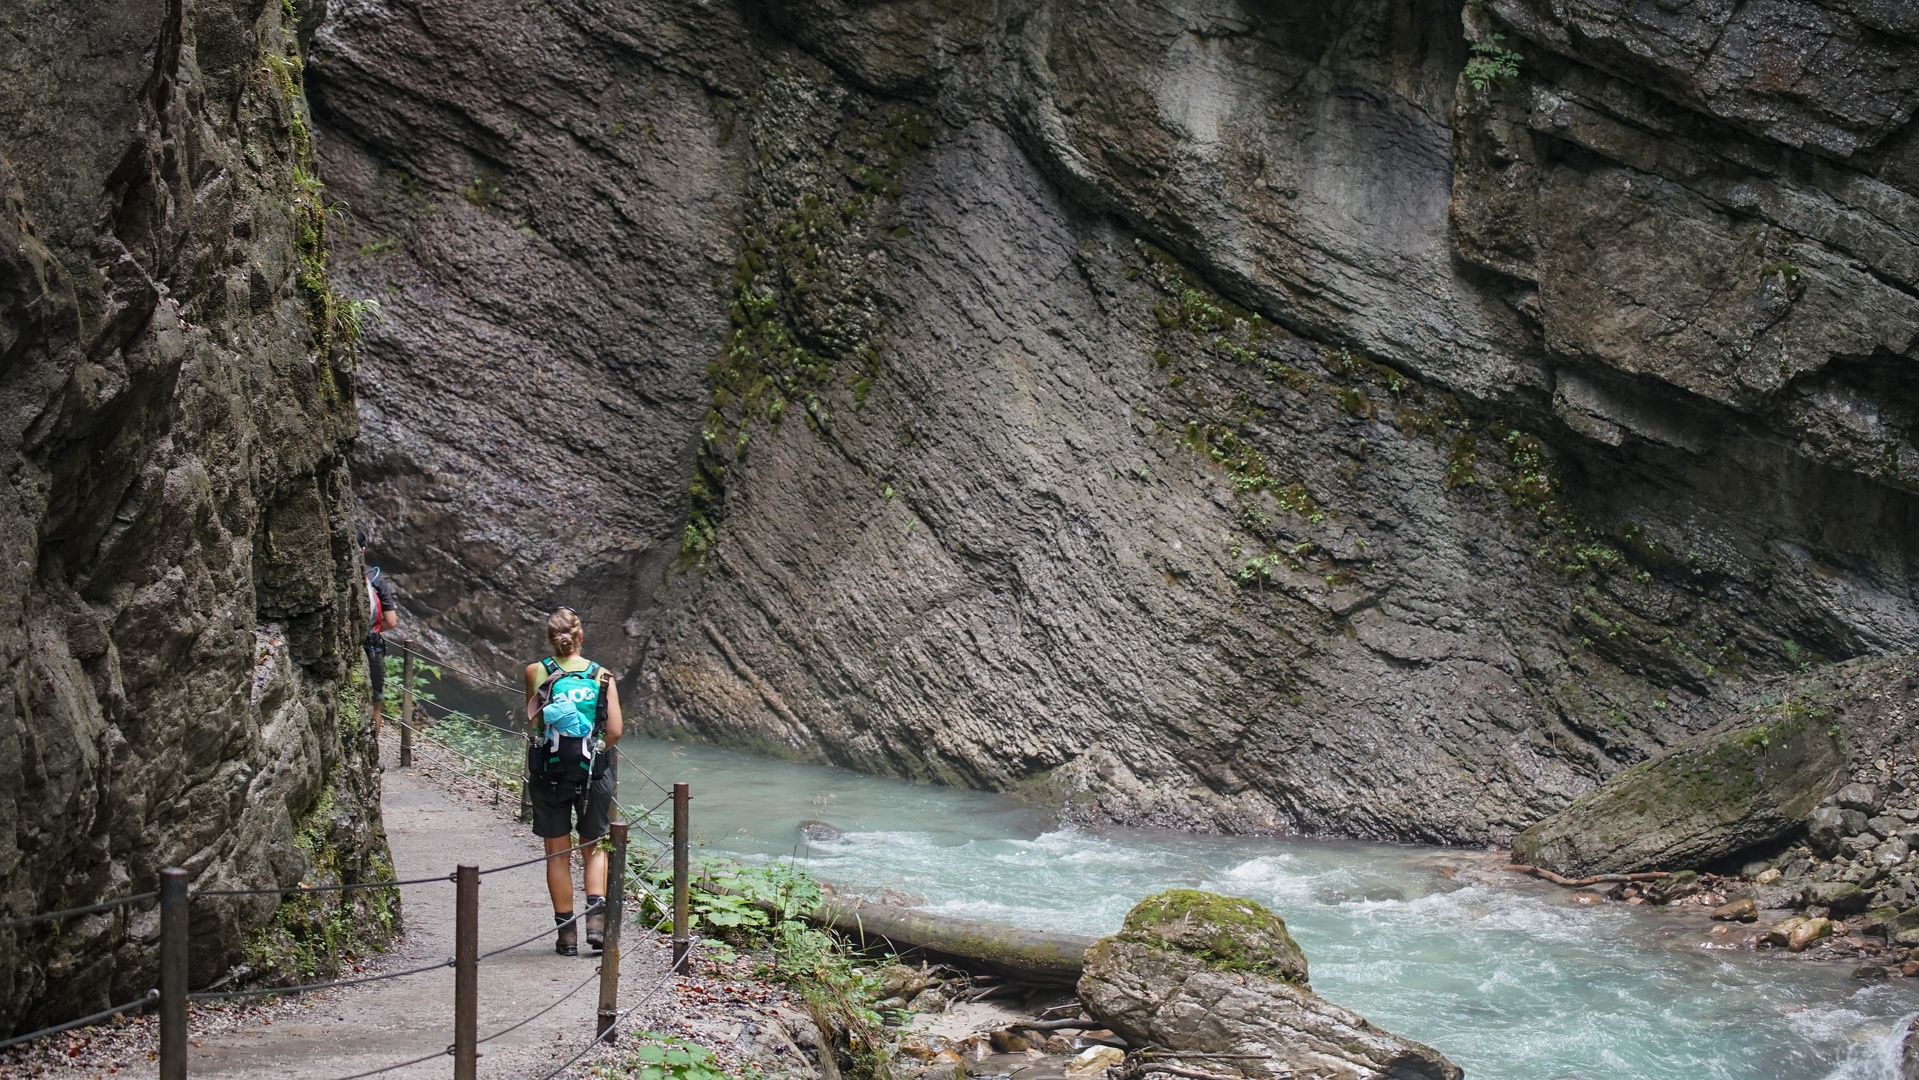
[554,912,578,956]
[583,895,606,953]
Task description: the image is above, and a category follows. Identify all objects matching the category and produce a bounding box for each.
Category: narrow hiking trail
[10,734,822,1080]
[185,753,634,1079]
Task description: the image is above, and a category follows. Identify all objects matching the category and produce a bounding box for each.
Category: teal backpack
[528,659,609,793]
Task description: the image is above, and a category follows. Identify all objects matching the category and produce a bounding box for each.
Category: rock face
[0,0,385,1033]
[1079,890,1461,1080]
[315,0,1919,841]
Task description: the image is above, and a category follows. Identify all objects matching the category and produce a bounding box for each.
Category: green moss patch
[1120,889,1308,983]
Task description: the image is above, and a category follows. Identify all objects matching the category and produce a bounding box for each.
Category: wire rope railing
[1,780,696,1080]
[0,892,159,932]
[0,990,158,1052]
[188,957,456,1002]
[538,943,695,1080]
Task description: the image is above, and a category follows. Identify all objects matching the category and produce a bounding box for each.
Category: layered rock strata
[317,0,1919,841]
[0,0,384,1032]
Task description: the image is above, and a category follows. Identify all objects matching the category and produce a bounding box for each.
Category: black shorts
[365,640,386,701]
[530,763,616,841]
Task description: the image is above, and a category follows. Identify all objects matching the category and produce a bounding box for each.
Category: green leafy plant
[636,856,822,935]
[381,654,442,714]
[1465,34,1523,91]
[595,1035,732,1080]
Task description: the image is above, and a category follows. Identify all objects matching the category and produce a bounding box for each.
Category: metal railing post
[159,868,188,1080]
[454,865,479,1080]
[399,652,415,766]
[597,822,629,1039]
[519,756,533,824]
[672,783,690,969]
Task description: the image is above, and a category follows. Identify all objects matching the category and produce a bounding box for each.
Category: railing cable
[189,958,454,1001]
[0,990,157,1051]
[192,875,449,898]
[475,835,599,877]
[0,892,158,932]
[537,945,694,1080]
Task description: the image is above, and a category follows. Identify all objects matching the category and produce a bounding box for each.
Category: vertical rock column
[0,0,386,1032]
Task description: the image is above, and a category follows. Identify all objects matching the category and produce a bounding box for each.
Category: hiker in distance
[525,607,622,956]
[360,531,399,751]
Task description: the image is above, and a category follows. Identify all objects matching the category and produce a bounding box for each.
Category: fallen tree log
[1503,864,1672,887]
[808,887,1097,985]
[691,877,1096,983]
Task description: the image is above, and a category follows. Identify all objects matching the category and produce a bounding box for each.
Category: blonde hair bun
[546,608,584,657]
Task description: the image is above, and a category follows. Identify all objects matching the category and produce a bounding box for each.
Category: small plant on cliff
[1464,34,1523,92]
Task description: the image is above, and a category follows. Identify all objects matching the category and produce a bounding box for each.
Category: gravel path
[3,734,746,1080]
[183,752,674,1080]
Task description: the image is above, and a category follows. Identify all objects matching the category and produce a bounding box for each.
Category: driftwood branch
[1009,1018,1090,1031]
[1142,1053,1274,1060]
[1138,1066,1246,1080]
[1503,864,1672,887]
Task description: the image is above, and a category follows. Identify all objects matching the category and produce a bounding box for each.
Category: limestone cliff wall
[0,0,382,1032]
[316,1,1919,841]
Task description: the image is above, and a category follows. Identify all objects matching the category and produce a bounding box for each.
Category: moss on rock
[1512,707,1847,875]
[238,666,399,987]
[1119,889,1308,983]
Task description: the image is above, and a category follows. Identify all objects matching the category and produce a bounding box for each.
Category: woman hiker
[524,607,622,955]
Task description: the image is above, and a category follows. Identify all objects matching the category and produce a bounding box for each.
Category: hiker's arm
[378,608,398,632]
[603,678,622,745]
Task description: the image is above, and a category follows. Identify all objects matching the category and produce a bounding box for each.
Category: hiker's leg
[544,834,574,911]
[583,845,607,896]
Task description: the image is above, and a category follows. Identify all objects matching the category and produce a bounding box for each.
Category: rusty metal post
[519,747,533,824]
[597,822,630,1039]
[454,865,479,1080]
[159,868,188,1080]
[399,652,415,767]
[672,783,690,969]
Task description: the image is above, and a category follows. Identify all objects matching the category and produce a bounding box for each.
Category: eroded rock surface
[0,0,384,1032]
[1079,890,1461,1080]
[316,0,1919,842]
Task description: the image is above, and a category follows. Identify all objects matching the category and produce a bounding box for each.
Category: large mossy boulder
[1079,890,1462,1080]
[1512,709,1846,876]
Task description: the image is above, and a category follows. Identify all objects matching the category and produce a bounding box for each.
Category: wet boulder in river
[1078,890,1461,1080]
[1511,713,1847,876]
[798,820,846,843]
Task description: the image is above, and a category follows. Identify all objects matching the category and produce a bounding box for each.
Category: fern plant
[1465,34,1523,91]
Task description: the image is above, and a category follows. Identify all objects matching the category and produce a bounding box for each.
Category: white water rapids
[607,735,1919,1080]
